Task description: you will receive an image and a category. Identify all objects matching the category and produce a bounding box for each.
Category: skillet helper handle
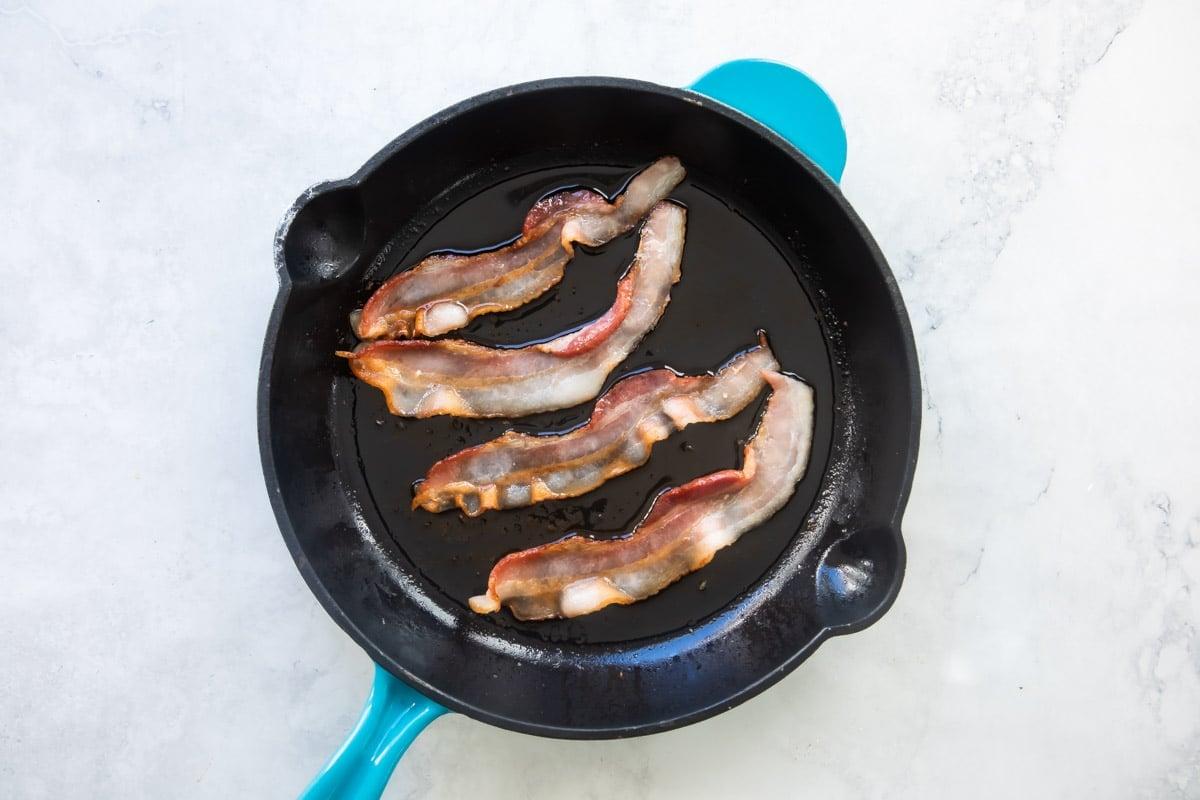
[688,59,848,183]
[299,664,448,800]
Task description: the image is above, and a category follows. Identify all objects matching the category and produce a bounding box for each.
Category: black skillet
[259,59,920,798]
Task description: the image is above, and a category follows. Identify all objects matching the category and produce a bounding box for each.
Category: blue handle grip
[689,59,847,182]
[299,664,447,800]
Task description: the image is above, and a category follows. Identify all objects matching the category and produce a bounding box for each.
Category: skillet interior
[261,78,919,737]
[350,164,835,644]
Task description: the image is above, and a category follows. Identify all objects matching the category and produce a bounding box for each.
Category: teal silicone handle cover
[299,665,447,800]
[689,59,847,182]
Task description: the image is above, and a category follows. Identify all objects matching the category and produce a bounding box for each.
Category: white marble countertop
[3,1,1198,797]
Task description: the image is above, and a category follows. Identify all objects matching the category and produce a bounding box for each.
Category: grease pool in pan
[349,164,834,644]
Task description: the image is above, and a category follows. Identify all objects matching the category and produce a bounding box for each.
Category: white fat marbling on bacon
[353,157,685,339]
[413,338,778,515]
[468,371,815,620]
[341,202,686,418]
[415,300,470,337]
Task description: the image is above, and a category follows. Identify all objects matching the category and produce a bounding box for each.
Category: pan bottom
[344,163,834,644]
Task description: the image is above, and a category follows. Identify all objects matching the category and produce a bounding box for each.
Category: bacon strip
[353,157,686,339]
[413,338,779,516]
[340,202,686,418]
[469,371,815,620]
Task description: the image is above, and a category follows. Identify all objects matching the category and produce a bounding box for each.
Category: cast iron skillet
[259,60,919,797]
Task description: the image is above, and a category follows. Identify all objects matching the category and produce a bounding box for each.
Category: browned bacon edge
[353,157,684,340]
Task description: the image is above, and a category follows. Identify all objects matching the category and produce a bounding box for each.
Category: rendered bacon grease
[413,337,779,516]
[352,157,686,339]
[469,371,815,620]
[339,202,685,418]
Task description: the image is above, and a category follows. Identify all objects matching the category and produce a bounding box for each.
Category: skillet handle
[299,664,448,800]
[688,59,847,183]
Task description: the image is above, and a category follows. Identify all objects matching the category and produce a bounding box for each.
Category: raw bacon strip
[469,371,815,620]
[340,202,686,418]
[413,338,779,516]
[353,156,686,339]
